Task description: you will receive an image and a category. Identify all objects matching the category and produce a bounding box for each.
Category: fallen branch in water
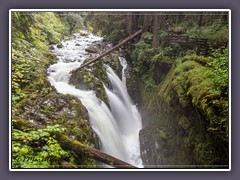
[70,29,143,74]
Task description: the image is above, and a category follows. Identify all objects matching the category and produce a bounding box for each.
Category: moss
[56,134,96,168]
[12,12,97,168]
[103,52,121,74]
[68,51,123,106]
[69,68,109,105]
[182,54,210,66]
[136,53,228,166]
[159,130,167,139]
[194,142,221,165]
[178,116,192,130]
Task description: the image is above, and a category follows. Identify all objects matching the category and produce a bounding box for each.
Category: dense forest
[11,11,229,169]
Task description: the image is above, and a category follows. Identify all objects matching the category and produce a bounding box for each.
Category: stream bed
[47,30,143,167]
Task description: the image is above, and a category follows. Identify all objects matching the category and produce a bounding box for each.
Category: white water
[48,30,143,167]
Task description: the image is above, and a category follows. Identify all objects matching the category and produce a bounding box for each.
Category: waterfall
[48,30,143,167]
[104,60,143,166]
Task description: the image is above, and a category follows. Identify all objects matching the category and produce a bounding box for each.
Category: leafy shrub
[207,49,228,93]
[158,30,169,43]
[12,125,74,168]
[185,18,228,43]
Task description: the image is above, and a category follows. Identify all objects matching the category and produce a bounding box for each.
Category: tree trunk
[176,14,180,25]
[142,14,151,32]
[198,12,204,27]
[70,29,143,74]
[127,12,133,36]
[159,15,166,30]
[152,14,159,48]
[57,134,137,168]
[132,13,139,32]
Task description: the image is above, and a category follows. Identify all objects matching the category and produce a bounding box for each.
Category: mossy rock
[44,52,58,66]
[80,31,89,37]
[85,46,98,53]
[103,52,121,75]
[159,130,167,139]
[69,68,109,105]
[57,43,63,48]
[182,54,210,66]
[178,116,192,130]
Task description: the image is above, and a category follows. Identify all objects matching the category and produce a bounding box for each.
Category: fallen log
[12,120,137,169]
[70,29,143,74]
[56,134,137,169]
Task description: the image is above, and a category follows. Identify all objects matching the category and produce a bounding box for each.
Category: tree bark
[132,13,139,32]
[57,134,137,168]
[152,14,159,48]
[198,12,204,27]
[127,12,133,36]
[142,15,151,32]
[70,29,143,74]
[159,14,166,30]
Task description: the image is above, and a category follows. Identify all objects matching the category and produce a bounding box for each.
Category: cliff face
[139,65,201,167]
[127,55,228,168]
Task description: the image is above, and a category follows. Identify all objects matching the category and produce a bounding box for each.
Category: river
[47,30,143,168]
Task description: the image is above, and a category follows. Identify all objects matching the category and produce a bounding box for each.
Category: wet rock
[57,43,63,48]
[80,31,89,37]
[49,42,56,46]
[75,43,81,46]
[69,68,109,105]
[85,46,98,53]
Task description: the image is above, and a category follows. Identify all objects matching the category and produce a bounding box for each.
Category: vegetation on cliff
[11,12,96,168]
[87,11,229,167]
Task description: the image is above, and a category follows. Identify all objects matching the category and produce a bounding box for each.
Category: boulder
[85,47,98,53]
[80,31,89,37]
[57,43,63,48]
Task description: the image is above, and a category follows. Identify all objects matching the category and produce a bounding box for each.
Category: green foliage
[12,12,63,112]
[163,43,182,58]
[64,13,84,33]
[11,12,84,168]
[11,39,57,111]
[12,12,35,41]
[194,142,223,165]
[158,30,169,43]
[131,33,152,74]
[105,29,125,42]
[141,74,157,92]
[31,12,67,45]
[207,49,228,92]
[185,18,228,43]
[86,12,127,41]
[141,32,153,44]
[12,125,74,168]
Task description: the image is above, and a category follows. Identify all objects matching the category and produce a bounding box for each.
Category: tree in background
[152,13,159,48]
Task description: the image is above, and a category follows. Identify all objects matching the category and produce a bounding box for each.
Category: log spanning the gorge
[70,29,143,74]
[12,120,137,169]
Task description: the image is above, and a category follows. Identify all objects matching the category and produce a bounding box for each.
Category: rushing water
[47,30,143,167]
